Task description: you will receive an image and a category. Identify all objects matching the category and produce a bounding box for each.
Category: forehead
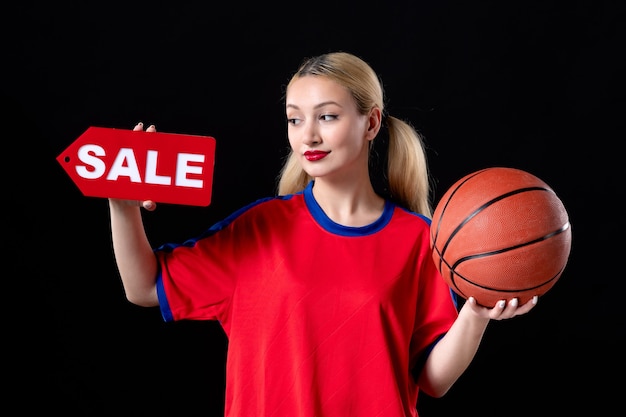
[286,75,353,108]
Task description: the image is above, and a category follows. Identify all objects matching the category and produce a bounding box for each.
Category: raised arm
[109,198,159,307]
[417,296,537,398]
[108,122,160,307]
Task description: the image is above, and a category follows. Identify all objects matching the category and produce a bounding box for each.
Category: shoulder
[156,194,304,251]
[393,205,432,227]
[219,192,304,225]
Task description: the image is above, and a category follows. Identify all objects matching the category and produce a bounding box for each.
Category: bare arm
[417,296,538,398]
[109,198,159,306]
[109,122,160,307]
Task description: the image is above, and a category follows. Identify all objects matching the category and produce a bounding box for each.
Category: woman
[108,51,536,416]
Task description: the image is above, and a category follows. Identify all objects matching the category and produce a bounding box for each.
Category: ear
[365,107,382,140]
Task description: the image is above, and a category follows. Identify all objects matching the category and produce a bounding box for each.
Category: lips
[304,150,330,161]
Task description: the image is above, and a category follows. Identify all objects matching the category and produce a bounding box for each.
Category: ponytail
[385,116,432,217]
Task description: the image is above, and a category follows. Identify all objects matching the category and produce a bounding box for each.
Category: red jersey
[155,180,458,416]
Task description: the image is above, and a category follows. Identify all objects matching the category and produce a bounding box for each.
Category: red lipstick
[304,150,329,161]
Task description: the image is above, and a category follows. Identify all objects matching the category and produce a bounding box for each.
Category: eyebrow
[286,100,343,110]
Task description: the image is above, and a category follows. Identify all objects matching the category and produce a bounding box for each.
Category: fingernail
[498,300,506,308]
[468,297,475,305]
[137,122,143,126]
[532,295,538,305]
[510,298,518,307]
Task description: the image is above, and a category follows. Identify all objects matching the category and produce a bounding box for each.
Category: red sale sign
[57,126,216,206]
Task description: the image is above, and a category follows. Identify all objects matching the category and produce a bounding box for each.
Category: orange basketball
[430,167,572,307]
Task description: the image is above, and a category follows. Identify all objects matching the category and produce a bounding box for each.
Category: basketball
[430,167,572,307]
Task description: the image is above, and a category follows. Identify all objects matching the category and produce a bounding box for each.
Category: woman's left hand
[465,295,538,320]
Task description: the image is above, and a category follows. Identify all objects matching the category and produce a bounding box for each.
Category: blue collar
[303,181,395,236]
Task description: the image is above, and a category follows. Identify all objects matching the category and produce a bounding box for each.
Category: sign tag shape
[57,126,217,206]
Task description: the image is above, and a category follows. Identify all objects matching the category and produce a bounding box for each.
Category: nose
[301,121,321,146]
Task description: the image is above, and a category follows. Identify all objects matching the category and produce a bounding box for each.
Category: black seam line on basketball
[431,170,485,251]
[433,245,444,271]
[431,170,487,271]
[450,220,571,269]
[438,186,553,261]
[445,223,570,293]
[448,265,565,294]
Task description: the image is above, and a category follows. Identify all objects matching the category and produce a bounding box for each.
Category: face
[285,75,377,181]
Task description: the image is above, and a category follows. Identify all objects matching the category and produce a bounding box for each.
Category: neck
[311,177,385,227]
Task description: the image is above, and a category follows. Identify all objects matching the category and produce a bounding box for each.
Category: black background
[4,1,624,416]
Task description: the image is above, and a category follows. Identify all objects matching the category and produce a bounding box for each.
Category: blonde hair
[277,52,433,217]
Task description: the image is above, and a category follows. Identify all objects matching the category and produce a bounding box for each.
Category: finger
[501,298,520,318]
[514,296,539,316]
[489,299,507,319]
[142,200,157,211]
[466,297,495,318]
[133,122,144,131]
[507,297,519,310]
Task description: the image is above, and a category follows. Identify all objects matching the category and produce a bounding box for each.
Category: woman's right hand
[108,197,157,211]
[107,122,159,211]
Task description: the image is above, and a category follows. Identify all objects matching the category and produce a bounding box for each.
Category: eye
[287,117,301,126]
[320,114,338,121]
